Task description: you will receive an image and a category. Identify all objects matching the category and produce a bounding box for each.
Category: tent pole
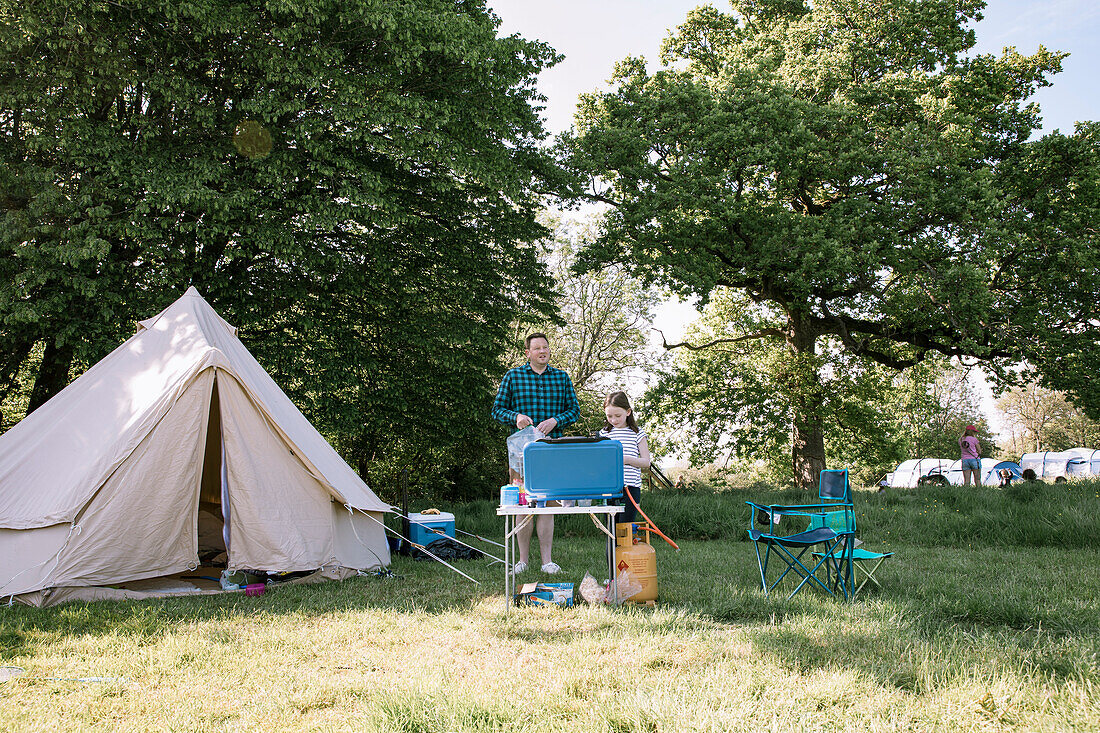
[400,468,410,556]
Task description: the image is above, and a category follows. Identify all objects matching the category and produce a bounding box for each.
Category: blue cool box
[408,512,455,546]
[523,437,624,501]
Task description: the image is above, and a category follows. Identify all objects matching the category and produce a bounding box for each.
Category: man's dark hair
[524,332,549,349]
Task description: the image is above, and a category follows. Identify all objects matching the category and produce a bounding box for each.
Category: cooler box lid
[523,437,623,499]
[408,512,455,523]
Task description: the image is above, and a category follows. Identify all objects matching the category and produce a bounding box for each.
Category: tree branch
[655,327,784,351]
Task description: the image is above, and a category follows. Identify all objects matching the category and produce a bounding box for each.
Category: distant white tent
[1063,448,1100,478]
[884,458,953,488]
[1019,451,1089,482]
[945,458,1023,486]
[0,288,390,606]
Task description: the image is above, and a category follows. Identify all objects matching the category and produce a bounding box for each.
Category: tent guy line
[362,512,480,585]
[387,505,505,563]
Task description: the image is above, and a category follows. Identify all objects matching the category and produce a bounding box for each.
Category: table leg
[502,515,509,615]
[607,513,618,605]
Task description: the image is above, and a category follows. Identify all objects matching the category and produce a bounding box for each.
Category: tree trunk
[788,312,826,491]
[26,340,74,416]
[0,335,36,431]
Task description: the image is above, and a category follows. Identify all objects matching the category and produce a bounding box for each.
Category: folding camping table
[497,504,622,613]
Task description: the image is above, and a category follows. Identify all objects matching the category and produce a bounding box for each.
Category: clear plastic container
[220,569,244,591]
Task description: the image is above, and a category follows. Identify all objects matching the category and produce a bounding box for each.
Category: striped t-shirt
[600,426,646,487]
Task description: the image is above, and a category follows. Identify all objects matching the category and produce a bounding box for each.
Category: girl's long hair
[603,391,639,433]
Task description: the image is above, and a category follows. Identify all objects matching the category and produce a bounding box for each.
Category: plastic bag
[579,572,605,604]
[606,570,643,604]
[507,425,544,473]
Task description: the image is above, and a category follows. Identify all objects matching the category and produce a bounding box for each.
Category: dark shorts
[614,485,641,524]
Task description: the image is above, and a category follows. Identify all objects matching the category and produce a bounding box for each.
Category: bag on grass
[579,572,605,604]
[606,570,643,604]
[412,538,483,561]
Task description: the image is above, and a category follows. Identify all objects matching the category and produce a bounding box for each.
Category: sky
[488,0,1100,336]
[487,0,1100,433]
[489,0,1100,140]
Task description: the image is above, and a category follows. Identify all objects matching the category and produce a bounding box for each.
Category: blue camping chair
[812,547,895,595]
[811,468,896,595]
[746,469,856,600]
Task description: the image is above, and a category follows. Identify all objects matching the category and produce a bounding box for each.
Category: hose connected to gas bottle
[625,489,679,550]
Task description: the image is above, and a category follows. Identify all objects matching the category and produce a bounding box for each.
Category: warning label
[617,560,629,571]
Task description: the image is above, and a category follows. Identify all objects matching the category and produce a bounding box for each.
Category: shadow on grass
[691,544,1100,690]
[733,598,1098,692]
[0,554,506,651]
[5,529,1099,695]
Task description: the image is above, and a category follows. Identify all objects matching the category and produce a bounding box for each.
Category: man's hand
[536,417,557,435]
[516,414,533,429]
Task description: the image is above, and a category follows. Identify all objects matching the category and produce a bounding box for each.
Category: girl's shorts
[615,485,641,524]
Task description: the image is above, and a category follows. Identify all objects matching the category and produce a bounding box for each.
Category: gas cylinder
[614,522,657,603]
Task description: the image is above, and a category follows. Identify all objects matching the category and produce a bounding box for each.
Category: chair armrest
[748,501,856,536]
[768,502,853,512]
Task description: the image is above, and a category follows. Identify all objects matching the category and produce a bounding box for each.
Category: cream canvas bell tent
[0,288,391,606]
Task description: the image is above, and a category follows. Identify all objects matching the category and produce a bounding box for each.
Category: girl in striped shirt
[600,391,651,523]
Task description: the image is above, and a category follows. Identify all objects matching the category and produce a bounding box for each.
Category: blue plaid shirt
[491,363,580,438]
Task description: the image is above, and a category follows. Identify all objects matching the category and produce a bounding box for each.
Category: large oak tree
[563,0,1100,488]
[1,0,567,495]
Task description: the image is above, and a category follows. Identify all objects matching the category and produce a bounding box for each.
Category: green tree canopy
[644,290,902,483]
[502,213,664,437]
[888,358,992,461]
[644,289,990,485]
[562,0,1100,488]
[996,382,1100,455]
[1,0,568,497]
[536,213,663,393]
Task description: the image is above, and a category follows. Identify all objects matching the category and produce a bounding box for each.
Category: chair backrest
[819,469,851,503]
[809,510,851,533]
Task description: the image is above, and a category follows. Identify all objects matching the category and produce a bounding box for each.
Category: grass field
[2,481,1099,732]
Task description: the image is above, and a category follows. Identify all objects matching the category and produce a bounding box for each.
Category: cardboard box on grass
[515,582,574,607]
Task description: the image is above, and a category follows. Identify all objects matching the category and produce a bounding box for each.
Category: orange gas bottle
[615,522,658,603]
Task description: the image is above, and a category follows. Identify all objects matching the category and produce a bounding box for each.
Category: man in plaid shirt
[492,332,580,574]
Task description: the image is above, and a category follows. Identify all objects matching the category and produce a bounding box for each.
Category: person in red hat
[959,424,981,485]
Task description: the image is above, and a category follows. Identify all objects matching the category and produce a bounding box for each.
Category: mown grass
[2,481,1098,731]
